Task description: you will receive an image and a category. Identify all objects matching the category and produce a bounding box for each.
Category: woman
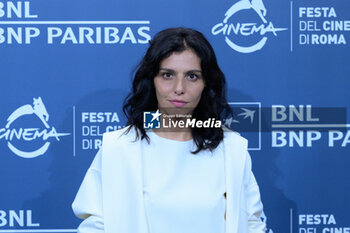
[72,27,266,233]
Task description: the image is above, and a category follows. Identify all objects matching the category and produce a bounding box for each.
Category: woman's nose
[174,77,185,95]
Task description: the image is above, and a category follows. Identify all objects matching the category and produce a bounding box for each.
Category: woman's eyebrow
[159,68,202,73]
[159,68,174,72]
[186,69,202,73]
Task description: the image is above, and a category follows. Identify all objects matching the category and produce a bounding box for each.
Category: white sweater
[72,127,266,233]
[142,131,225,233]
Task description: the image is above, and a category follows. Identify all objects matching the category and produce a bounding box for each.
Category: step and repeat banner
[1,0,349,232]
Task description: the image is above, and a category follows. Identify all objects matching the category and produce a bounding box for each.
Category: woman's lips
[169,100,188,107]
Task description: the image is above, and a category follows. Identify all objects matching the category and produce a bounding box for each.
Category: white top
[72,127,267,233]
[141,131,226,233]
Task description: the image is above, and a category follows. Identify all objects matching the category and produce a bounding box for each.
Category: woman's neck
[152,128,192,142]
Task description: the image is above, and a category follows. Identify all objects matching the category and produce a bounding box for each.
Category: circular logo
[2,97,69,158]
[212,0,287,53]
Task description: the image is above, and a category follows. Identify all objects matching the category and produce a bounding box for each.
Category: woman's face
[153,49,205,116]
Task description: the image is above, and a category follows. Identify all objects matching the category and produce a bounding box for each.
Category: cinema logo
[143,110,221,129]
[0,97,69,158]
[211,0,287,53]
[271,105,349,148]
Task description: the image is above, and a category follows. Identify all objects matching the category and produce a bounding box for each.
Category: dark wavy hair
[123,27,232,153]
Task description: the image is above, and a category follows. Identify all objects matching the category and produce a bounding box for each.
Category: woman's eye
[161,72,173,79]
[187,73,199,81]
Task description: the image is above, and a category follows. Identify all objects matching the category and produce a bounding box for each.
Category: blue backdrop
[1,0,349,232]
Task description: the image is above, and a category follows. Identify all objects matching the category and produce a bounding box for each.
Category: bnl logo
[225,102,261,150]
[143,110,161,129]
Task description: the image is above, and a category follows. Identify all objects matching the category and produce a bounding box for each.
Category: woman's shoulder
[222,125,248,144]
[99,126,138,151]
[99,126,139,158]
